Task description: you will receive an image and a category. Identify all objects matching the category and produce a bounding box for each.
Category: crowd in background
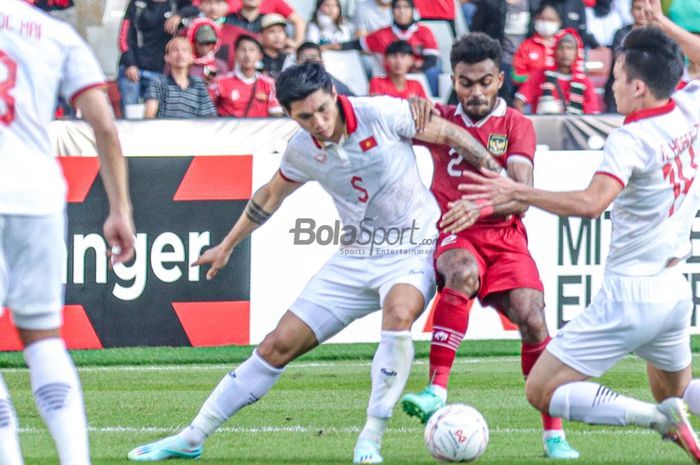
[39,0,700,119]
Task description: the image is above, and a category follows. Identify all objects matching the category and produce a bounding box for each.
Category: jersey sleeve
[274,0,294,18]
[377,96,416,139]
[60,29,106,106]
[279,139,312,183]
[418,27,439,55]
[361,30,384,54]
[674,79,700,122]
[506,113,536,165]
[596,129,645,188]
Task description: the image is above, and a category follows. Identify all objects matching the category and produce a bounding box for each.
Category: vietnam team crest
[487,134,508,156]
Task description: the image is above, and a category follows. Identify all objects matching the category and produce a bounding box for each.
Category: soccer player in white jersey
[459,6,700,461]
[127,61,498,464]
[1,1,135,464]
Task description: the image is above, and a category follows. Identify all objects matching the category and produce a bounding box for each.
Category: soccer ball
[424,404,489,462]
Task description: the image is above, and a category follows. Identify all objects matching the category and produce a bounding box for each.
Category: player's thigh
[636,298,693,400]
[546,291,632,379]
[435,244,481,294]
[290,252,379,344]
[377,251,437,329]
[4,213,65,331]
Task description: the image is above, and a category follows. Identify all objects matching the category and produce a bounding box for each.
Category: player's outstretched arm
[460,170,622,218]
[644,0,700,65]
[414,116,502,173]
[75,88,135,265]
[192,171,302,280]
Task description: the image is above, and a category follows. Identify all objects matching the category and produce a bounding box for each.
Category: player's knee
[257,330,296,366]
[382,303,418,330]
[443,266,479,297]
[525,377,550,413]
[514,303,547,343]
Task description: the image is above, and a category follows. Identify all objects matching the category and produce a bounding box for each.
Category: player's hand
[440,199,480,234]
[104,211,136,266]
[191,244,233,281]
[164,14,182,34]
[642,0,663,24]
[458,168,521,206]
[125,66,140,83]
[408,97,438,133]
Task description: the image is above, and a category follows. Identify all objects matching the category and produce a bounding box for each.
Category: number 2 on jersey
[0,50,18,126]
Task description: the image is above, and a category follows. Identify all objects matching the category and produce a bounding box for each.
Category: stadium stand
[322,49,370,95]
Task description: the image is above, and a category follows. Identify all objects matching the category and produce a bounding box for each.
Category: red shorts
[434,218,543,302]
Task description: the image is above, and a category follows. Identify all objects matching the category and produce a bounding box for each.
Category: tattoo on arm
[245,199,272,225]
[446,126,501,173]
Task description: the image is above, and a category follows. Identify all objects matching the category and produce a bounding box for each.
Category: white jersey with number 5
[0,0,105,215]
[596,80,700,276]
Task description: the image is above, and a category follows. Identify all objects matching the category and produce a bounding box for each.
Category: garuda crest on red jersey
[487,134,508,156]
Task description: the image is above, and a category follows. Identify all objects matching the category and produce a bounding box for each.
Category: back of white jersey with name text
[0,0,104,215]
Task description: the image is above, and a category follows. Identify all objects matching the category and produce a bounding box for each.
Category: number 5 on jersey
[351,176,369,203]
[0,50,17,126]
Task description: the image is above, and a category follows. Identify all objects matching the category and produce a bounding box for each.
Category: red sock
[521,337,562,431]
[429,288,472,389]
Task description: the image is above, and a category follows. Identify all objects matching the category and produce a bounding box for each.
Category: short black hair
[619,26,683,99]
[391,0,413,9]
[534,1,561,19]
[275,62,334,111]
[385,40,414,57]
[235,34,262,53]
[450,32,502,71]
[297,41,321,55]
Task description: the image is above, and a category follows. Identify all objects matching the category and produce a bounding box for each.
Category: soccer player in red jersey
[401,32,579,459]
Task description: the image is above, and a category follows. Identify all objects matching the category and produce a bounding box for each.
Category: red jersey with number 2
[420,99,536,228]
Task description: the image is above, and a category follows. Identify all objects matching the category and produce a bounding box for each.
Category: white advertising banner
[52,120,700,345]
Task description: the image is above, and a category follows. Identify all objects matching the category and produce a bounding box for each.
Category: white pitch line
[0,357,521,373]
[15,425,656,437]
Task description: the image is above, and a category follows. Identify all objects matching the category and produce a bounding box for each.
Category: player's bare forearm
[463,171,621,218]
[416,118,502,173]
[643,0,700,65]
[219,171,300,252]
[494,162,532,216]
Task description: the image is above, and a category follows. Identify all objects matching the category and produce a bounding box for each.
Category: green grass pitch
[2,341,699,464]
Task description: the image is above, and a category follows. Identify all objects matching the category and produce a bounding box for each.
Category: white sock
[361,331,414,444]
[549,381,665,428]
[0,374,23,465]
[358,416,387,445]
[183,351,284,446]
[24,338,89,465]
[683,379,700,415]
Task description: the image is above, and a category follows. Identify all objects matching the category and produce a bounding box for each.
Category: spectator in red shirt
[511,2,562,86]
[514,30,600,115]
[225,0,306,48]
[209,34,284,117]
[369,40,428,98]
[326,0,440,94]
[186,19,229,83]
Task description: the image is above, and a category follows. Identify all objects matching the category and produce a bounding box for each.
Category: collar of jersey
[391,22,419,40]
[455,97,507,127]
[623,99,675,125]
[311,95,358,148]
[234,67,259,84]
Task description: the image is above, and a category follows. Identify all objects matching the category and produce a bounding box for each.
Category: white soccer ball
[424,404,489,462]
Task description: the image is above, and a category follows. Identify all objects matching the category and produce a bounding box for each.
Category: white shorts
[290,248,436,343]
[0,213,66,330]
[548,268,692,377]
